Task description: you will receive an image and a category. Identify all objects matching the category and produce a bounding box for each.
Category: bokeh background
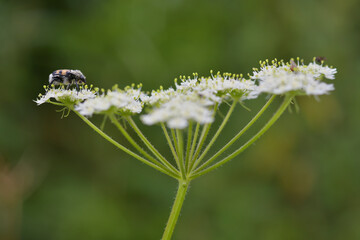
[1,0,359,239]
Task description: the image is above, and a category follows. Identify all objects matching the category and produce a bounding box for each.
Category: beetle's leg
[48,78,60,91]
[47,80,54,92]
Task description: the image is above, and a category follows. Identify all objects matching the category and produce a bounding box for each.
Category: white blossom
[176,73,259,102]
[140,72,261,128]
[304,79,335,95]
[141,93,214,129]
[35,88,97,105]
[251,59,336,95]
[141,88,177,106]
[75,88,142,116]
[141,72,259,112]
[298,62,337,80]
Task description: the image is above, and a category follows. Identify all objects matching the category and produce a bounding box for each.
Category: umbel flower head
[35,85,97,105]
[251,58,336,95]
[175,72,259,102]
[141,93,214,129]
[75,85,143,116]
[140,71,259,129]
[140,87,177,106]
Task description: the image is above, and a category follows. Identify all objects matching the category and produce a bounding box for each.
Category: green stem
[171,129,179,158]
[161,123,180,168]
[109,114,173,172]
[188,103,218,171]
[190,100,237,172]
[169,128,181,171]
[73,110,179,179]
[176,129,186,179]
[126,117,179,174]
[47,100,65,106]
[191,94,293,179]
[162,180,190,240]
[188,124,210,170]
[184,121,193,172]
[187,123,200,172]
[193,95,276,174]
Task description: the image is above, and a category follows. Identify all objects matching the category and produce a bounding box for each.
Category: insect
[315,56,326,64]
[48,69,86,90]
[290,59,297,72]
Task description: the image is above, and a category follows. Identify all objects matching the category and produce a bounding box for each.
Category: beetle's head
[72,70,86,84]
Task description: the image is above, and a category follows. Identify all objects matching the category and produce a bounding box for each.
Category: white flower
[75,95,111,116]
[176,73,259,102]
[141,72,259,114]
[175,79,198,92]
[140,71,260,129]
[141,88,176,106]
[141,94,214,129]
[197,75,259,100]
[298,62,337,80]
[75,88,143,116]
[251,58,336,95]
[304,79,335,95]
[35,88,97,105]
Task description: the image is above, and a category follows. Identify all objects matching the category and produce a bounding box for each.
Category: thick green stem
[190,100,237,172]
[73,111,179,179]
[126,117,179,174]
[162,180,190,240]
[191,94,293,179]
[192,95,276,173]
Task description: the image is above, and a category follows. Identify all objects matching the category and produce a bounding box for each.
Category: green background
[1,0,359,239]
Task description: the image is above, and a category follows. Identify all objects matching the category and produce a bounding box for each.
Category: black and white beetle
[48,69,86,89]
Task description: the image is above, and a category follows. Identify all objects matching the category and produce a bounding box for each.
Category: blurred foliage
[0,0,360,239]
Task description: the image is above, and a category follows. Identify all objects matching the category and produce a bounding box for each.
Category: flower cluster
[35,86,97,105]
[36,58,337,129]
[75,86,143,116]
[251,58,336,95]
[140,87,177,106]
[141,93,214,129]
[140,72,257,128]
[175,72,259,102]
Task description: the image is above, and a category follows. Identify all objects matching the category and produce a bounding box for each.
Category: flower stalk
[126,116,179,175]
[190,99,238,172]
[176,129,186,179]
[109,114,165,168]
[191,93,294,179]
[162,180,190,240]
[191,94,276,174]
[161,123,179,165]
[73,110,180,179]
